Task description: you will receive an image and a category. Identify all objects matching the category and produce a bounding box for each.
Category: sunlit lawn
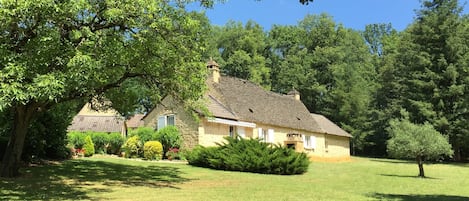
[1,155,468,201]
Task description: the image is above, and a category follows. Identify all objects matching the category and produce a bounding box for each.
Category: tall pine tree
[394,0,469,160]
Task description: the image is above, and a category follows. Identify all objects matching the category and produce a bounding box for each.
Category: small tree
[82,136,95,157]
[387,118,453,177]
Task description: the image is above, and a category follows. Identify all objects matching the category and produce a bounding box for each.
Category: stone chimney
[287,89,300,101]
[207,58,220,83]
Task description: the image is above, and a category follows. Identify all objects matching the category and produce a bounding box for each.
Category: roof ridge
[221,76,294,99]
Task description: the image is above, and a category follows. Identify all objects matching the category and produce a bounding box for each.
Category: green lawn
[1,156,468,201]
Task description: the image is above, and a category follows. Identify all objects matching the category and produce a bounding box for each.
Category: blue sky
[189,0,469,31]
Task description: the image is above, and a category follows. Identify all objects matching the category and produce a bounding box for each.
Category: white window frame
[303,135,316,149]
[157,114,175,130]
[258,128,274,143]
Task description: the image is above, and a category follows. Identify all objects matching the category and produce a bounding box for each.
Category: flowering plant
[75,148,85,157]
[165,148,180,160]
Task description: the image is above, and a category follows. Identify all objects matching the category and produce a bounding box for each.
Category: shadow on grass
[379,174,439,180]
[370,158,469,168]
[371,193,469,201]
[0,159,190,200]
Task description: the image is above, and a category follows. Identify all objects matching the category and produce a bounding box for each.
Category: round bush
[154,126,182,157]
[108,133,124,155]
[83,135,95,157]
[122,136,141,158]
[187,137,310,175]
[144,141,163,160]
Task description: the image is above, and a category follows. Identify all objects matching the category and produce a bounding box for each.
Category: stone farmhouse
[142,60,352,161]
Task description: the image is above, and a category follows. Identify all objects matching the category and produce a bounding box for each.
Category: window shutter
[157,116,165,130]
[258,128,263,140]
[310,136,316,149]
[302,134,307,148]
[237,127,246,138]
[267,129,274,143]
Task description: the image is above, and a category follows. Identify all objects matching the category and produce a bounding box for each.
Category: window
[303,135,316,149]
[258,128,274,143]
[157,114,175,130]
[229,126,235,138]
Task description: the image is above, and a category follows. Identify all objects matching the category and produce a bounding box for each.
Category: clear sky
[189,0,469,31]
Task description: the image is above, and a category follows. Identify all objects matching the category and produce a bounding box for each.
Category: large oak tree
[0,0,210,177]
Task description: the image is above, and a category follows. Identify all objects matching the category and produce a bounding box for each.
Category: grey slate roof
[68,115,124,133]
[208,76,320,132]
[206,95,238,120]
[310,113,352,138]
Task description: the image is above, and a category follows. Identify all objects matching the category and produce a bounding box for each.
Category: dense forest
[204,0,469,160]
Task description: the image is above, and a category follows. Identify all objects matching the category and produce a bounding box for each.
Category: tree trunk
[0,105,35,178]
[453,145,461,162]
[416,155,425,178]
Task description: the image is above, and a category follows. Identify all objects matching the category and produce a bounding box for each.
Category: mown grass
[1,156,468,201]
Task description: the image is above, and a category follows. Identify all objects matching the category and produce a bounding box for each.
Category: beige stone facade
[143,101,351,161]
[142,59,351,161]
[142,96,199,149]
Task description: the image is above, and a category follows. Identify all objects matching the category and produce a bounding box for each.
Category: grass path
[1,156,468,200]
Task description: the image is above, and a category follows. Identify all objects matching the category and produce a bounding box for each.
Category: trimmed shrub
[68,132,86,149]
[154,126,182,157]
[129,127,156,144]
[187,137,310,175]
[186,146,219,168]
[83,135,95,157]
[90,132,110,154]
[143,141,163,160]
[122,136,142,158]
[108,133,124,155]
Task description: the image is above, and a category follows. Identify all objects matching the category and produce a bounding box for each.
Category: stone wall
[142,96,199,149]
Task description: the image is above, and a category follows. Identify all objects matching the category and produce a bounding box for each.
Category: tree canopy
[0,0,210,177]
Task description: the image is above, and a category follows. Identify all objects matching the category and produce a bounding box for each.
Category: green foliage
[107,133,125,155]
[68,132,87,149]
[83,136,95,157]
[154,126,182,157]
[387,117,453,161]
[89,132,111,154]
[371,0,469,160]
[0,0,210,177]
[122,136,142,158]
[130,127,157,144]
[21,102,80,161]
[187,137,310,175]
[143,141,163,160]
[211,20,271,89]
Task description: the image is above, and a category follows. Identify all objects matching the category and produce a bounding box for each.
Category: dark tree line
[208,0,469,160]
